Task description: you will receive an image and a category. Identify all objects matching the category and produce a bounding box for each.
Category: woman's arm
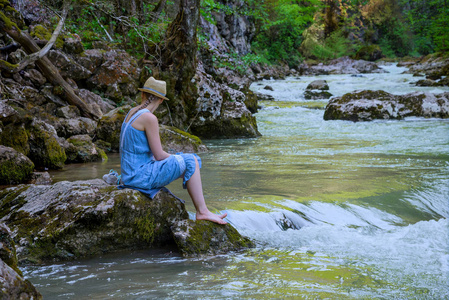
[142,113,170,161]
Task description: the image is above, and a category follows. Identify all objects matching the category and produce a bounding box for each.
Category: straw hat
[138,77,169,100]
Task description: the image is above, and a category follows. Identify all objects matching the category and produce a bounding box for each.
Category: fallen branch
[0,0,101,120]
[14,4,68,72]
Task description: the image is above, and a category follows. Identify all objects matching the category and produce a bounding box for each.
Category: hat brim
[138,88,169,100]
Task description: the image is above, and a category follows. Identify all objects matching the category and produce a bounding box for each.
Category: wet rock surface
[0,224,42,300]
[0,180,252,264]
[324,90,449,121]
[160,125,208,154]
[304,80,333,100]
[172,219,254,257]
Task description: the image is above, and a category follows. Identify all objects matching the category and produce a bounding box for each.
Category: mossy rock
[0,224,20,275]
[29,24,64,49]
[96,105,132,151]
[355,45,383,61]
[0,180,189,264]
[0,123,30,155]
[324,90,449,121]
[0,0,25,31]
[171,219,254,257]
[160,125,207,153]
[0,146,34,185]
[27,120,66,169]
[191,101,261,139]
[304,90,333,100]
[65,134,107,163]
[244,90,258,113]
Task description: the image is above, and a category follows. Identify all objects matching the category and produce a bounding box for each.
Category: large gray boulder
[47,49,92,80]
[324,90,449,121]
[54,117,97,138]
[189,66,261,139]
[0,180,252,263]
[86,50,140,103]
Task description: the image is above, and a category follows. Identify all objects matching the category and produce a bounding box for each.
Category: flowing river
[23,64,449,299]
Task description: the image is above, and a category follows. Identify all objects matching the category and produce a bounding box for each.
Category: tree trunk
[151,0,167,22]
[157,0,200,128]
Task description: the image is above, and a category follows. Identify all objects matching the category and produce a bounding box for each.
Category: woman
[120,77,227,225]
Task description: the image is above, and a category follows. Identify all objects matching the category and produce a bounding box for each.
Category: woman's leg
[186,157,227,225]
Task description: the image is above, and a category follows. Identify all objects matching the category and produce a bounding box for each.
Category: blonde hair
[128,92,163,120]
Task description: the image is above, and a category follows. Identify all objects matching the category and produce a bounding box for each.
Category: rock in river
[172,219,254,257]
[324,90,449,121]
[0,180,252,264]
[0,224,42,299]
[304,80,333,100]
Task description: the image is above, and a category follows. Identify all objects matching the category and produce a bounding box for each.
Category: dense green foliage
[401,0,449,54]
[27,0,449,64]
[63,0,172,58]
[249,0,321,66]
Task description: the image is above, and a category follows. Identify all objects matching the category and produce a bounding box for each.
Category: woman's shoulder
[139,110,158,122]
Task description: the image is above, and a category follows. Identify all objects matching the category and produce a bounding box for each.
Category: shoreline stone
[172,219,254,257]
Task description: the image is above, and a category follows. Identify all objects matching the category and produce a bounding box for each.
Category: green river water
[24,64,448,299]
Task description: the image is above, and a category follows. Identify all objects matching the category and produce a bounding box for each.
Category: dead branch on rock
[15,4,67,72]
[0,0,101,120]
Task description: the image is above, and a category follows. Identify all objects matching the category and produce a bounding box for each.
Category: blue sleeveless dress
[119,109,201,198]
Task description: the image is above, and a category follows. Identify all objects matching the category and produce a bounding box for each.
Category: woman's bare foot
[196,210,228,225]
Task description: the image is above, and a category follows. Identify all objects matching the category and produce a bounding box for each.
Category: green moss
[134,212,156,243]
[175,220,254,256]
[97,147,108,161]
[0,158,34,185]
[0,59,19,72]
[30,25,51,40]
[27,124,66,169]
[67,137,90,147]
[0,186,30,218]
[0,124,30,155]
[0,11,19,31]
[29,24,64,48]
[170,126,203,145]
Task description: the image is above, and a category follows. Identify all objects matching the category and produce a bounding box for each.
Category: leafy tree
[402,0,449,53]
[249,0,322,66]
